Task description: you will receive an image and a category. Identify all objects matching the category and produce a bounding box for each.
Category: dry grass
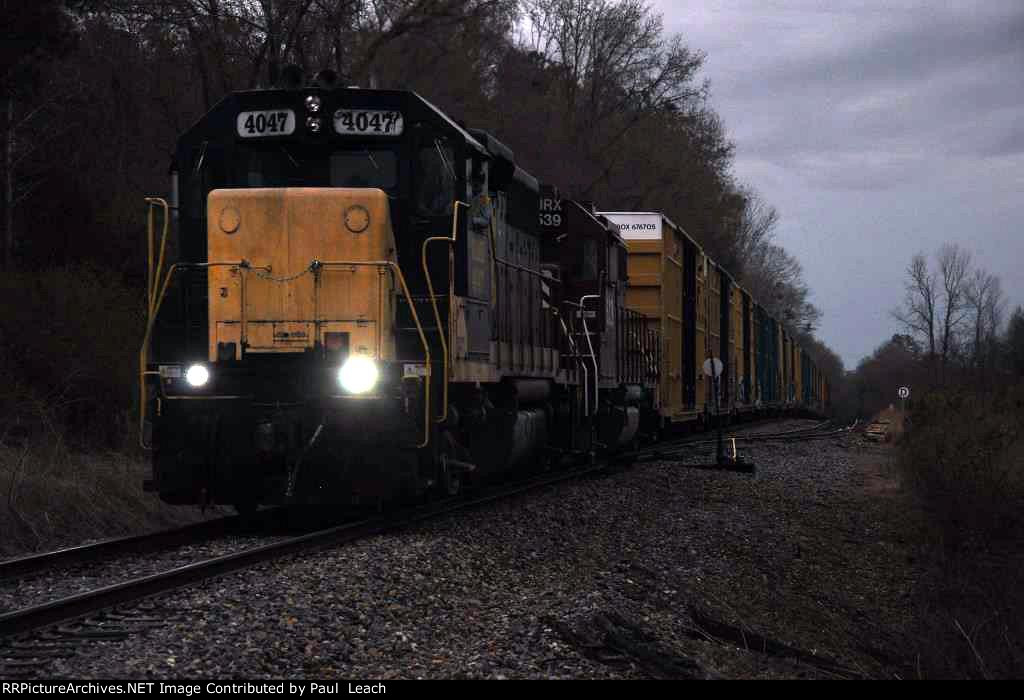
[0,439,210,559]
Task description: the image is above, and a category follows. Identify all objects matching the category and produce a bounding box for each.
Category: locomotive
[139,74,826,511]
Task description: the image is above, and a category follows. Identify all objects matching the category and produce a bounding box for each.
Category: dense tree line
[0,0,838,442]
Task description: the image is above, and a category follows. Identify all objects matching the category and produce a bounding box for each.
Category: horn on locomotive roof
[277,64,304,89]
[314,69,340,89]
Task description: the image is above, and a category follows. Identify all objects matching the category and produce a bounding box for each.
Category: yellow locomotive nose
[206,187,398,365]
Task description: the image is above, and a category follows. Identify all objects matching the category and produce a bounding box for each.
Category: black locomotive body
[141,84,659,509]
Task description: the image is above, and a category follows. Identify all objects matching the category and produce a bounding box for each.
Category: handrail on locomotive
[421,199,469,424]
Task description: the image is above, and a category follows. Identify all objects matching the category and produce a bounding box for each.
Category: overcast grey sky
[654,0,1024,369]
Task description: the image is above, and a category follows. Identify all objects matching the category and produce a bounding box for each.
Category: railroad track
[634,419,854,467]
[0,416,836,675]
[0,455,637,677]
[0,511,281,582]
[0,417,822,583]
[639,418,843,455]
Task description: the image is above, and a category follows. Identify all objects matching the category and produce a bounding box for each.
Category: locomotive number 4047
[334,109,404,136]
[236,110,296,138]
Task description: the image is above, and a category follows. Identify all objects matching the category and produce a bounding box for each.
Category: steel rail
[0,458,623,640]
[653,422,853,455]
[0,418,820,586]
[635,420,849,462]
[0,418,838,640]
[0,511,287,582]
[635,418,833,458]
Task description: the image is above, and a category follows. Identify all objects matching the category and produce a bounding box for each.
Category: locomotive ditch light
[185,364,210,388]
[338,356,378,395]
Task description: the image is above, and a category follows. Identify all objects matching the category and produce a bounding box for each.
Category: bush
[0,263,143,449]
[898,383,1024,678]
[901,385,1024,549]
[0,265,218,557]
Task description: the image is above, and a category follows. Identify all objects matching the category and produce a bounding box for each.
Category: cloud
[654,0,1024,366]
[662,1,1024,186]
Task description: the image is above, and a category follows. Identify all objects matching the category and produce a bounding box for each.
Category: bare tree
[742,242,821,333]
[891,253,938,361]
[518,0,707,195]
[100,0,321,93]
[893,245,979,383]
[937,243,971,376]
[0,0,76,267]
[964,268,1004,375]
[732,188,779,266]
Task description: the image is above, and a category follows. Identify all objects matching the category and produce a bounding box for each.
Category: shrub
[898,383,1024,678]
[900,385,1024,550]
[0,263,143,449]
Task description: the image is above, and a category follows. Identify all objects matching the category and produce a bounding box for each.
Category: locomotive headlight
[304,95,321,113]
[338,356,378,394]
[185,364,210,388]
[306,117,322,133]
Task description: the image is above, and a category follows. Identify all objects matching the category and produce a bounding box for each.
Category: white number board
[599,212,663,240]
[236,110,296,138]
[334,109,404,136]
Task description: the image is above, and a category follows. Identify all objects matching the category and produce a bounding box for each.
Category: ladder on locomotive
[558,299,599,418]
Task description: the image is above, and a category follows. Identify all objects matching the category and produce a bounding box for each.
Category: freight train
[139,75,828,511]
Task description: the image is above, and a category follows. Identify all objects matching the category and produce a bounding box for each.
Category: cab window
[243,149,290,187]
[577,238,598,281]
[416,138,456,216]
[330,149,398,190]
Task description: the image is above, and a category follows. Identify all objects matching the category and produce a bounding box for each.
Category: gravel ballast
[16,420,917,678]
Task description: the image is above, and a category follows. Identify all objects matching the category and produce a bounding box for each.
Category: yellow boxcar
[602,212,685,422]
